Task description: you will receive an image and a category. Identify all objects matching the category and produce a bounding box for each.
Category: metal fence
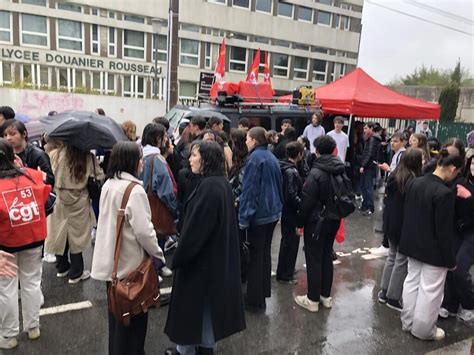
[435,122,474,146]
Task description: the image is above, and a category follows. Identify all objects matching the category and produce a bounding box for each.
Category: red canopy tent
[278,68,440,120]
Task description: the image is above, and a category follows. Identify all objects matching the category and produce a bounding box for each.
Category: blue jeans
[176,303,215,354]
[361,166,376,212]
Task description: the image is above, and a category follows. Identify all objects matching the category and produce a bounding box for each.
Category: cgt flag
[214,38,226,83]
[263,51,271,84]
[246,48,260,84]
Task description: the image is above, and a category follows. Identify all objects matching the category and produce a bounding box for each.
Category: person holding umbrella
[45,141,103,284]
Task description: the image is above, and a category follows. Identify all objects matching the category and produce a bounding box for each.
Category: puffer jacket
[279,159,302,226]
[18,143,55,187]
[299,154,346,226]
[360,133,382,169]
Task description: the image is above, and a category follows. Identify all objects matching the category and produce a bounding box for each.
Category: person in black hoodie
[399,149,464,341]
[359,122,382,215]
[276,142,304,284]
[294,135,346,312]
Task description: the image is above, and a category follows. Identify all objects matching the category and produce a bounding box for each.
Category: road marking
[361,254,384,260]
[161,287,172,295]
[40,301,93,316]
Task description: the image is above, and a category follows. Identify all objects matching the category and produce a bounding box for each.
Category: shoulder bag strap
[90,154,97,178]
[111,181,138,283]
[147,154,156,193]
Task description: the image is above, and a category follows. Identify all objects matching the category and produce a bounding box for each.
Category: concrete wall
[1,87,166,135]
[390,85,474,123]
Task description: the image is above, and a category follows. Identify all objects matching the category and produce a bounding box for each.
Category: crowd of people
[0,103,472,353]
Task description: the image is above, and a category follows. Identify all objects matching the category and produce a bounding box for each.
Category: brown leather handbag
[147,155,177,239]
[107,182,160,326]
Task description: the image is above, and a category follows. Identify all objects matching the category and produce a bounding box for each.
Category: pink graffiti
[18,91,84,117]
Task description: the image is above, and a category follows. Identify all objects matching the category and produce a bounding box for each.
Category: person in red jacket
[0,138,51,350]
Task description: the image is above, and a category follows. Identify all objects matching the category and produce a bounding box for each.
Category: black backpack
[323,173,356,220]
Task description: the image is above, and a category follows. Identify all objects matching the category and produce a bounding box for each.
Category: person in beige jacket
[91,141,164,355]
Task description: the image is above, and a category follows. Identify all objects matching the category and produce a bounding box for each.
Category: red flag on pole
[246,48,260,84]
[214,38,226,83]
[263,51,271,84]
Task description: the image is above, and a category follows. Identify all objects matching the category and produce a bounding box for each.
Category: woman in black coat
[165,141,246,354]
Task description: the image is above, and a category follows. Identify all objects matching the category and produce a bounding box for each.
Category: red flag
[263,51,271,83]
[214,38,226,83]
[246,48,260,84]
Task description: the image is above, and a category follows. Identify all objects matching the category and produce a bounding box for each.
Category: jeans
[176,303,215,354]
[245,221,277,308]
[276,220,300,281]
[380,240,408,301]
[442,230,474,312]
[0,246,43,337]
[304,219,340,302]
[361,166,376,212]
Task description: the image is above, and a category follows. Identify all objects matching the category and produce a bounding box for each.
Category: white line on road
[40,301,93,316]
[161,287,172,295]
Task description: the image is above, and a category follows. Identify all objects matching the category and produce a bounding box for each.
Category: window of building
[293,56,308,80]
[180,23,200,33]
[208,0,225,3]
[273,53,289,78]
[317,11,332,26]
[212,29,226,37]
[205,42,212,69]
[341,2,352,10]
[233,0,249,9]
[298,6,313,22]
[108,11,115,18]
[123,14,145,24]
[277,1,293,18]
[21,14,48,47]
[274,39,290,47]
[123,75,145,98]
[58,19,83,51]
[21,64,33,85]
[20,64,48,87]
[91,8,99,16]
[313,59,327,82]
[123,30,145,59]
[256,0,272,13]
[179,81,197,99]
[1,62,12,84]
[180,39,199,66]
[58,68,68,89]
[21,0,46,6]
[330,63,346,81]
[232,32,247,41]
[91,71,101,92]
[57,3,82,12]
[91,24,99,54]
[312,46,328,54]
[108,27,116,57]
[229,46,246,72]
[335,14,350,30]
[319,0,333,5]
[153,34,167,62]
[74,69,84,88]
[254,36,270,44]
[0,11,11,43]
[106,73,115,94]
[40,66,49,87]
[293,43,309,51]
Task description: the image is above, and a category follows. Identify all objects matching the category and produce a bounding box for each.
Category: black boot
[196,346,214,355]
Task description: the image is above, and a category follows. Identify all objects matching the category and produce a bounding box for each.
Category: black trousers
[108,310,148,355]
[55,240,84,279]
[442,230,474,312]
[304,219,341,302]
[276,220,300,281]
[245,221,277,308]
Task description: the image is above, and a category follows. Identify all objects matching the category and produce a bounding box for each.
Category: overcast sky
[358,0,474,84]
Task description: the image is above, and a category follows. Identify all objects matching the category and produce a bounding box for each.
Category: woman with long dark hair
[165,141,245,354]
[239,127,283,311]
[409,133,430,165]
[228,128,248,200]
[45,143,103,284]
[0,139,52,349]
[92,141,165,355]
[378,149,423,311]
[399,149,464,340]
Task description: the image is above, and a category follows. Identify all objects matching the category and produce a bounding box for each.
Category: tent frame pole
[348,114,354,136]
[435,120,440,138]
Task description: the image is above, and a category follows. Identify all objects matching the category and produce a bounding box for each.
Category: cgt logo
[2,187,40,227]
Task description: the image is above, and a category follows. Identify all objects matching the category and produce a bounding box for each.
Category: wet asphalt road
[6,191,474,355]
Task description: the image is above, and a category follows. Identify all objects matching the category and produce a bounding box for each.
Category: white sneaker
[160,266,173,277]
[294,295,319,312]
[43,253,56,263]
[68,270,91,284]
[0,336,18,349]
[433,327,445,341]
[320,296,333,309]
[27,327,40,340]
[370,245,389,257]
[457,308,474,322]
[439,307,457,319]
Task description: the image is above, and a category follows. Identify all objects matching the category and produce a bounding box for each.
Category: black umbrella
[40,110,128,151]
[183,110,230,122]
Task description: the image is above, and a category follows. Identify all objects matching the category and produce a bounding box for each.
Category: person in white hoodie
[303,112,325,154]
[91,141,165,355]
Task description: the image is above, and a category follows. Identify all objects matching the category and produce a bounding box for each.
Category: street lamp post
[152,18,162,99]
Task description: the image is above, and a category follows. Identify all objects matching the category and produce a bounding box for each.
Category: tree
[438,60,461,122]
[389,63,471,87]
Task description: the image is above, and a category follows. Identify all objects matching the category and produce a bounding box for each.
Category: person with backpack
[276,142,304,284]
[295,136,354,312]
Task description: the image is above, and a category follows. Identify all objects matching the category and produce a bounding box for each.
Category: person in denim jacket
[239,127,283,312]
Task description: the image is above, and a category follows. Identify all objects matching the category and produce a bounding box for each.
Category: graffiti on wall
[18,91,85,117]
